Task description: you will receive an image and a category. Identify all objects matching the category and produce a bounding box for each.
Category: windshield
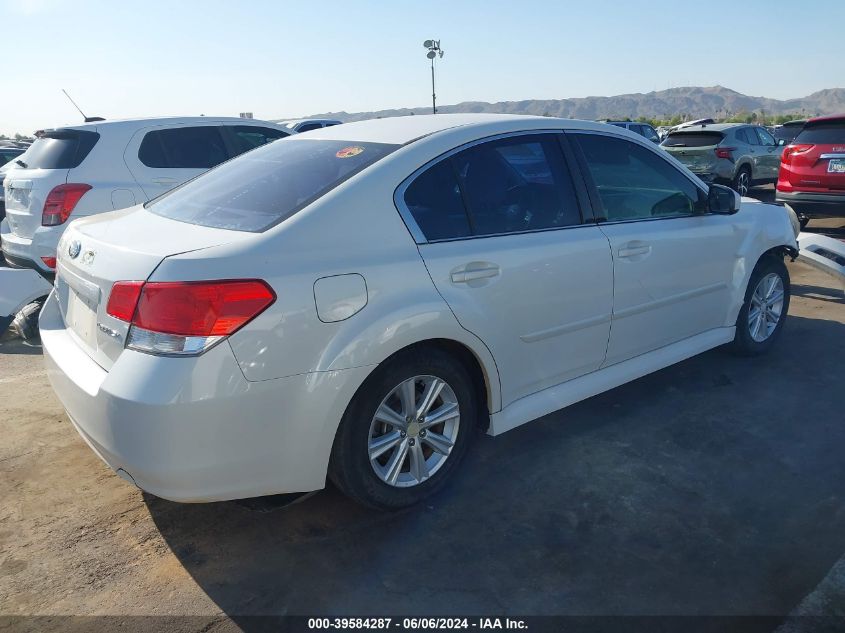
[148,138,400,232]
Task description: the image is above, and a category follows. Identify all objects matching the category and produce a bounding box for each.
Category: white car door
[571,131,741,366]
[399,132,614,408]
[123,123,231,201]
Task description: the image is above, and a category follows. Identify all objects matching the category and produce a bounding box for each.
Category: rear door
[124,123,231,200]
[401,132,614,407]
[753,126,782,180]
[572,131,740,365]
[4,128,98,239]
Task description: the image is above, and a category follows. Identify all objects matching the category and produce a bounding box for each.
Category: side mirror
[708,184,741,214]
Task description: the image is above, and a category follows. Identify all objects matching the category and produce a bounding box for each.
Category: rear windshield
[20,129,99,169]
[148,138,400,232]
[661,132,724,148]
[794,121,845,144]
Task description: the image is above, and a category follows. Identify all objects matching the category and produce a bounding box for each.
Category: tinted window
[575,133,703,221]
[661,132,724,147]
[609,122,627,129]
[297,123,323,133]
[139,126,229,169]
[794,121,845,144]
[230,125,289,155]
[642,126,660,142]
[149,139,399,232]
[0,149,22,164]
[735,128,752,144]
[404,160,471,241]
[451,135,581,235]
[755,127,777,146]
[20,129,99,169]
[743,127,760,145]
[773,125,802,144]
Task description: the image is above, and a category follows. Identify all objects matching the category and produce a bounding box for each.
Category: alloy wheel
[368,375,461,488]
[736,171,750,196]
[748,273,785,342]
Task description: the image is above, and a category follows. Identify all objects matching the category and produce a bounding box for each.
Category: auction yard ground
[1,198,844,628]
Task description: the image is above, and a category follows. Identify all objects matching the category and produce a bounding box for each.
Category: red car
[776,114,845,227]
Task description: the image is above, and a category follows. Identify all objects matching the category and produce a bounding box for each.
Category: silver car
[660,124,783,195]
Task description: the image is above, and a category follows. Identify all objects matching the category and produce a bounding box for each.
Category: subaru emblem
[68,240,81,259]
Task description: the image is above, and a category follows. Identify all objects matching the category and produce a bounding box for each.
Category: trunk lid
[782,119,845,191]
[661,131,725,173]
[55,206,255,370]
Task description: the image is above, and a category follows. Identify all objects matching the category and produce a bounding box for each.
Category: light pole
[423,39,444,114]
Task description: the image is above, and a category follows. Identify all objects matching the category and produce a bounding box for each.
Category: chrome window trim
[568,129,710,226]
[393,129,588,245]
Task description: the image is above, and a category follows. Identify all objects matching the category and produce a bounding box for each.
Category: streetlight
[423,39,444,114]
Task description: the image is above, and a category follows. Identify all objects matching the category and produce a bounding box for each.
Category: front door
[571,132,740,365]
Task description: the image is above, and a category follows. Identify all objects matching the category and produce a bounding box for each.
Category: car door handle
[450,266,500,284]
[618,244,651,258]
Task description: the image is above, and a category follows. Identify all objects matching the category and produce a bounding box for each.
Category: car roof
[292,113,621,145]
[38,116,282,133]
[806,113,845,124]
[668,123,740,133]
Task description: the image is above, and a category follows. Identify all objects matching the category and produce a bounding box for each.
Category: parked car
[278,118,343,134]
[670,118,715,133]
[603,121,661,143]
[0,145,24,165]
[0,160,20,222]
[660,123,783,195]
[776,114,845,227]
[40,114,797,509]
[772,119,806,147]
[2,116,290,278]
[656,126,673,140]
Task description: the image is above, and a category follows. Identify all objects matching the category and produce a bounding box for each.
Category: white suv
[1,117,290,276]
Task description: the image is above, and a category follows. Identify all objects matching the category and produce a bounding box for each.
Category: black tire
[11,298,46,342]
[731,256,790,356]
[732,165,752,197]
[329,347,477,510]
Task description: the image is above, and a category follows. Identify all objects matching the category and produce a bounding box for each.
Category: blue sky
[1,0,841,135]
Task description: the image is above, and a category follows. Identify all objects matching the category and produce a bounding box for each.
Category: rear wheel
[329,347,477,509]
[731,256,790,355]
[732,166,751,196]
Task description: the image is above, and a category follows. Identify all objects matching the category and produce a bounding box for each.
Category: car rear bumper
[775,190,845,217]
[0,220,56,276]
[39,291,372,502]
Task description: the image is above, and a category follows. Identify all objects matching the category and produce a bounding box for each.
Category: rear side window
[661,132,724,147]
[20,129,99,169]
[794,121,845,144]
[229,125,289,156]
[452,135,581,235]
[148,139,399,232]
[404,160,471,241]
[575,133,703,221]
[403,134,582,240]
[139,126,229,168]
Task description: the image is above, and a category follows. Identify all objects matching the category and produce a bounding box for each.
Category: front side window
[139,126,229,169]
[755,127,777,147]
[743,127,761,146]
[575,133,703,221]
[230,126,289,156]
[149,138,399,232]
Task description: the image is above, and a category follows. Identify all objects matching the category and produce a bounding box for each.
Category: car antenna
[61,89,105,123]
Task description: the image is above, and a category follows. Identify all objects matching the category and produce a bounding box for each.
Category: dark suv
[776,114,845,226]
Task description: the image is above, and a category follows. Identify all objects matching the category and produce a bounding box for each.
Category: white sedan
[40,114,798,509]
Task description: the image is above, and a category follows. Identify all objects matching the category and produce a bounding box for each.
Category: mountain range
[296,86,845,123]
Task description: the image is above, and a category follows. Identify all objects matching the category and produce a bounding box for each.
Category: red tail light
[106,281,145,322]
[715,147,735,160]
[781,144,814,165]
[40,256,57,269]
[107,279,275,336]
[42,183,92,226]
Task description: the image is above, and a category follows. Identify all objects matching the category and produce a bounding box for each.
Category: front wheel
[329,348,477,509]
[731,256,790,355]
